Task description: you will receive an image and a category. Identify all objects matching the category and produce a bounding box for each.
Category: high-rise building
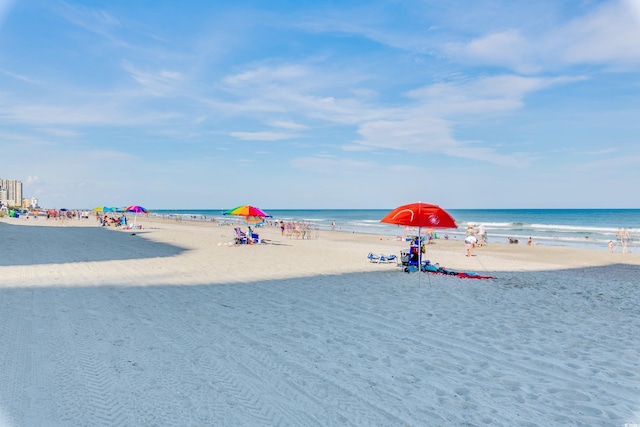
[0,178,23,207]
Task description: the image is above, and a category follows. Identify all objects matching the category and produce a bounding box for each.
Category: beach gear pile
[405,261,496,280]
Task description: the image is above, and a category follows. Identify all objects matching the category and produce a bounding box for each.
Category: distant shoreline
[4,211,637,254]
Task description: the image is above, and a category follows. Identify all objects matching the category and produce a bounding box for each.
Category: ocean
[152,208,639,251]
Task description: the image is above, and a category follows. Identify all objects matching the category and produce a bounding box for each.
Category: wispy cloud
[2,0,638,208]
[56,1,121,40]
[447,0,640,72]
[230,131,297,141]
[0,69,40,84]
[353,116,525,167]
[37,128,81,138]
[26,175,40,185]
[223,65,309,86]
[122,60,184,97]
[0,0,17,28]
[408,74,585,114]
[559,0,640,67]
[269,120,308,130]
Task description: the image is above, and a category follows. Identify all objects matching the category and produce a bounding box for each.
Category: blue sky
[1,0,639,209]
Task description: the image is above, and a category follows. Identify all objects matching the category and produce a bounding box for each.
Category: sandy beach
[1,215,639,426]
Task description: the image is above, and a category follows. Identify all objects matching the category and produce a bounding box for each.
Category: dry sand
[1,216,639,426]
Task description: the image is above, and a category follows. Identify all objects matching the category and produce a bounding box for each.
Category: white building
[0,178,24,207]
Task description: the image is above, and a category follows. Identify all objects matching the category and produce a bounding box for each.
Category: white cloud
[356,116,455,152]
[230,131,296,141]
[268,120,308,130]
[448,0,640,72]
[223,65,309,86]
[559,0,640,66]
[454,29,538,73]
[122,61,184,96]
[354,116,526,167]
[408,74,585,115]
[345,74,582,165]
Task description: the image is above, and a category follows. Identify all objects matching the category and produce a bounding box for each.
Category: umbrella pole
[418,226,422,287]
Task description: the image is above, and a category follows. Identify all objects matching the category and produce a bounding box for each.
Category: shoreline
[148,211,639,252]
[7,207,637,251]
[2,214,639,273]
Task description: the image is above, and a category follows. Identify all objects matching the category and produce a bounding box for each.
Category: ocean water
[152,208,640,251]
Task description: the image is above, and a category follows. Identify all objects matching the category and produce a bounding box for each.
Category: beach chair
[367,252,381,263]
[401,246,420,267]
[234,227,248,244]
[382,254,398,264]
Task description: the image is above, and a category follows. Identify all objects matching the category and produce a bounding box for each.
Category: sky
[1,0,639,209]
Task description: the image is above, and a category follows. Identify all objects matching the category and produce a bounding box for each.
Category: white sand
[1,216,639,426]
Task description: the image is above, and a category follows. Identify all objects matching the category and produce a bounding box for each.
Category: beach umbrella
[92,206,116,212]
[243,215,267,225]
[124,205,149,214]
[381,202,457,277]
[381,202,457,229]
[223,205,271,218]
[223,205,271,238]
[124,205,149,227]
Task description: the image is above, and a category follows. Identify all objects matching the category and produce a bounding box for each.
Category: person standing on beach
[279,220,285,236]
[477,224,486,246]
[622,228,630,253]
[464,235,476,257]
[608,240,614,252]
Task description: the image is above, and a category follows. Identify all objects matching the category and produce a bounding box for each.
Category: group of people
[277,220,320,240]
[97,213,131,228]
[610,228,632,253]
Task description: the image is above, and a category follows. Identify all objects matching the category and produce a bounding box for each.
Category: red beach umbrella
[380,202,457,229]
[381,202,457,275]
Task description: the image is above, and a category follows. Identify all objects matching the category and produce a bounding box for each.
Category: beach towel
[422,263,495,280]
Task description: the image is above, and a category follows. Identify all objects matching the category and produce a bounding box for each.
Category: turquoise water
[152,208,640,250]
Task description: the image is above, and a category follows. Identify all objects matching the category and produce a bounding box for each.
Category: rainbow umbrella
[124,205,148,214]
[124,205,149,227]
[223,205,271,218]
[243,215,267,225]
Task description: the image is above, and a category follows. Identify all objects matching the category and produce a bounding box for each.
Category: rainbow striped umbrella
[124,205,149,214]
[223,205,271,218]
[124,205,149,227]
